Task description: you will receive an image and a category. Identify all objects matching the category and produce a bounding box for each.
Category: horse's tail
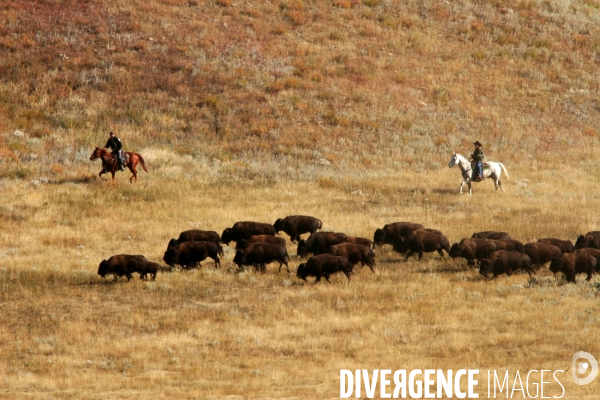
[499,163,509,180]
[137,154,148,172]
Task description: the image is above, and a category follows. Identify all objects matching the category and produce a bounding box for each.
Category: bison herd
[96,215,600,285]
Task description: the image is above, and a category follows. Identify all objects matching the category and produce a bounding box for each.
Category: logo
[572,351,598,386]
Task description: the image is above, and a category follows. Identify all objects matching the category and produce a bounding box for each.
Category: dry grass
[1,0,600,398]
[1,162,600,398]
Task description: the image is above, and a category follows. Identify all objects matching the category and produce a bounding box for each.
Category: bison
[297,231,347,258]
[163,241,221,270]
[479,251,535,278]
[471,231,512,240]
[221,221,275,245]
[233,242,290,273]
[537,238,574,254]
[393,230,450,260]
[135,261,166,281]
[343,236,375,249]
[329,243,376,273]
[575,248,600,271]
[296,254,354,283]
[522,242,562,271]
[373,222,424,247]
[489,239,524,252]
[449,238,498,267]
[236,235,286,250]
[549,253,596,283]
[167,229,223,256]
[273,215,322,243]
[574,231,600,250]
[98,254,148,281]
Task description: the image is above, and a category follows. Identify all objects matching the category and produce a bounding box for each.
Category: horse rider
[471,141,485,181]
[105,131,124,171]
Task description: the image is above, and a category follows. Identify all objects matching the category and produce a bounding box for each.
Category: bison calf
[163,241,221,270]
[549,253,596,283]
[479,251,535,279]
[233,242,290,273]
[296,254,354,283]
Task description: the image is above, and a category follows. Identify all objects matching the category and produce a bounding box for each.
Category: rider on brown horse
[105,131,124,171]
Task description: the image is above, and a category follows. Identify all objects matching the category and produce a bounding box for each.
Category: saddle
[111,152,129,165]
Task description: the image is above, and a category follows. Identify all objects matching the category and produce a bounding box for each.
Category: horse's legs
[459,180,466,194]
[129,160,137,183]
[498,180,505,192]
[468,182,472,196]
[110,171,115,180]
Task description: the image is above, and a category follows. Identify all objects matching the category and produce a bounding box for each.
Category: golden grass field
[1,0,600,398]
[1,158,600,399]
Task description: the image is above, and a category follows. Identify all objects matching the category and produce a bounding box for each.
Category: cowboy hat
[473,141,482,146]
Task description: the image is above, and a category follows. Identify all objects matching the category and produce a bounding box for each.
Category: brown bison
[297,231,347,258]
[471,231,512,240]
[373,222,424,247]
[574,231,600,250]
[329,243,376,273]
[343,236,375,249]
[136,261,165,281]
[296,254,354,283]
[393,230,450,260]
[163,241,221,270]
[537,238,574,254]
[233,242,290,273]
[549,253,596,283]
[221,221,275,245]
[236,235,286,250]
[167,229,223,256]
[522,242,562,271]
[98,254,148,281]
[479,251,535,278]
[575,248,600,271]
[489,239,524,252]
[449,238,498,267]
[273,215,322,243]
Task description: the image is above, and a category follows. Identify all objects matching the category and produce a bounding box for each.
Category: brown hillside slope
[0,0,599,179]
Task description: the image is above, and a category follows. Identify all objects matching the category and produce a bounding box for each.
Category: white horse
[448,152,509,195]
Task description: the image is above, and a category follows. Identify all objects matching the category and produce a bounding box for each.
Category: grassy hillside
[1,0,600,182]
[2,1,600,398]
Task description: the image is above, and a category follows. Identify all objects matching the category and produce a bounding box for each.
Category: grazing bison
[471,231,512,240]
[549,253,596,283]
[575,248,600,271]
[236,235,286,250]
[343,236,375,249]
[163,241,221,270]
[98,254,148,281]
[373,222,424,247]
[296,254,354,283]
[490,239,524,252]
[221,221,275,245]
[449,238,498,267]
[574,231,600,250]
[537,238,574,254]
[273,215,322,243]
[167,229,223,256]
[297,231,347,258]
[329,243,376,273]
[522,242,562,271]
[393,230,450,260]
[233,242,290,273]
[479,251,535,278]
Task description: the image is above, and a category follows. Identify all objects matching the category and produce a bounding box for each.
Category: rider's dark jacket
[471,147,484,162]
[105,136,122,153]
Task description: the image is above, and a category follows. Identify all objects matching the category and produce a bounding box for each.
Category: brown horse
[90,147,148,183]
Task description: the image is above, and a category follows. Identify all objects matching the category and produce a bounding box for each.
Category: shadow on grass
[48,175,98,185]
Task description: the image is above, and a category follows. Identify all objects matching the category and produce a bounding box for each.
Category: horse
[90,147,148,183]
[448,152,508,195]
